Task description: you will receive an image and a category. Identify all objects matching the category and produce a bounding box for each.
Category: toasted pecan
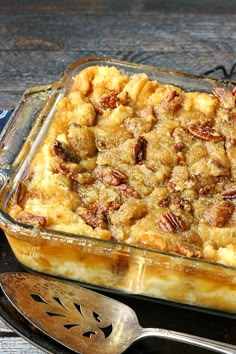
[222,187,236,200]
[204,201,235,227]
[187,125,222,142]
[133,136,148,164]
[158,210,186,233]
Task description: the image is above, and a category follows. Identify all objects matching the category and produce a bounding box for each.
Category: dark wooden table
[0,1,236,353]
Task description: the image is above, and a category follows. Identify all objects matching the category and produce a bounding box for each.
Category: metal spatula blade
[0,272,235,354]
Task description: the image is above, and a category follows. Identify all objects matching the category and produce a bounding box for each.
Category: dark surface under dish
[0,229,235,354]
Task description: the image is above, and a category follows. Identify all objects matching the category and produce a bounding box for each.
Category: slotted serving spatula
[0,272,235,354]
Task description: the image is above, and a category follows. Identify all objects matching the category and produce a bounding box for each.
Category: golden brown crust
[9,65,236,266]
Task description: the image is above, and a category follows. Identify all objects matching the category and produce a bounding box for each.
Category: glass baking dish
[0,57,235,317]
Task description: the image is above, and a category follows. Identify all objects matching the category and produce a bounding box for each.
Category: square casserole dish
[0,57,236,316]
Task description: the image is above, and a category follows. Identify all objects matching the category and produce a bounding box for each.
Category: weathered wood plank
[0,337,44,353]
[0,9,235,108]
[0,13,235,51]
[0,319,44,353]
[0,0,235,14]
[0,319,12,333]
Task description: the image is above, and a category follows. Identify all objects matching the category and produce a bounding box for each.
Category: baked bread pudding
[9,65,236,267]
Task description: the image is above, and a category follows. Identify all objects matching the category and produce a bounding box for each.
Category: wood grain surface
[0,0,235,108]
[0,1,236,353]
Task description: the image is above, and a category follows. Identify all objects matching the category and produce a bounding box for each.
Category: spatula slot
[64,323,80,329]
[100,324,113,338]
[93,311,101,322]
[46,311,66,317]
[30,293,47,304]
[74,302,84,317]
[83,330,97,338]
[53,296,68,310]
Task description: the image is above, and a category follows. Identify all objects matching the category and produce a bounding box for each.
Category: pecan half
[133,136,148,164]
[51,140,77,162]
[158,210,186,233]
[163,90,177,103]
[115,183,140,198]
[100,91,129,109]
[78,200,121,229]
[96,167,127,186]
[16,212,46,227]
[79,208,106,229]
[170,197,192,213]
[51,140,68,160]
[213,87,235,109]
[204,201,235,227]
[77,205,106,229]
[161,90,183,111]
[222,187,236,200]
[199,184,216,195]
[187,125,222,142]
[15,182,27,207]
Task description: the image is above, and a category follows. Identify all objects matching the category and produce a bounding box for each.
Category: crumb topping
[9,66,236,266]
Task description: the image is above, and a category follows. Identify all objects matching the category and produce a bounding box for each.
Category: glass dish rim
[1,205,236,273]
